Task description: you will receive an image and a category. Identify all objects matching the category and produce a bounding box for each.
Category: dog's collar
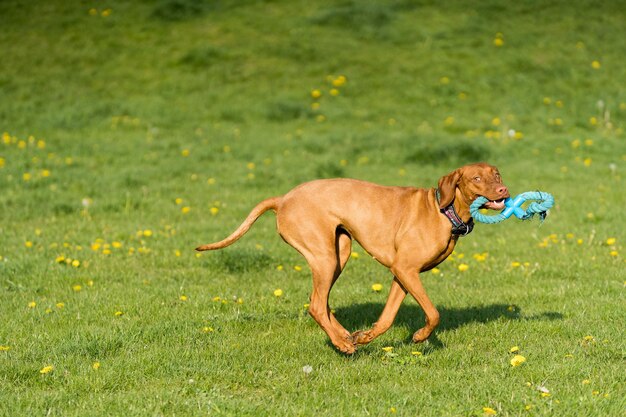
[436,189,474,236]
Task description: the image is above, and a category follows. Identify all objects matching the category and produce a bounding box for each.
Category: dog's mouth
[481,198,507,210]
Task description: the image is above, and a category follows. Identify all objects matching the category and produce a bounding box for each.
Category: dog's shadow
[335,302,563,351]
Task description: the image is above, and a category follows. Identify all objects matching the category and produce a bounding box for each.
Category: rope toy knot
[470,191,555,224]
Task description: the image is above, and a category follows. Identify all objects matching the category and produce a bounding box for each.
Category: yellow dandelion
[511,261,521,268]
[41,169,51,178]
[181,149,190,157]
[483,407,497,415]
[56,302,65,309]
[591,60,601,69]
[411,351,423,356]
[28,301,37,308]
[606,237,616,246]
[112,241,122,249]
[510,354,526,367]
[181,206,191,214]
[509,346,519,353]
[114,311,124,317]
[382,346,393,352]
[276,264,284,271]
[273,289,283,297]
[92,362,101,370]
[40,365,54,374]
[492,117,501,126]
[350,252,359,259]
[0,346,10,351]
[431,267,441,275]
[332,75,347,87]
[311,89,322,99]
[71,259,80,268]
[458,263,469,272]
[180,295,188,301]
[25,241,33,248]
[294,265,302,271]
[202,326,214,333]
[101,8,111,17]
[72,284,82,292]
[371,283,383,292]
[329,88,340,96]
[493,38,504,47]
[210,207,219,215]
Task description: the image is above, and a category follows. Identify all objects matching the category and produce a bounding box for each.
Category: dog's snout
[497,186,509,196]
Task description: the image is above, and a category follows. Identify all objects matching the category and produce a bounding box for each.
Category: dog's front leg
[390,264,440,343]
[352,277,407,345]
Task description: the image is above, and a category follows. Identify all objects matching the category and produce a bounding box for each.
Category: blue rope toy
[470,191,555,224]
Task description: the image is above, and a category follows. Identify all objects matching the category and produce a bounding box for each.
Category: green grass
[1,0,625,415]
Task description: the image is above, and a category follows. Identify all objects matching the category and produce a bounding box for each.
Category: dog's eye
[473,176,481,182]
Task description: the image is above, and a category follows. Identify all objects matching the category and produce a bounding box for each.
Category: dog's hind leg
[279,222,355,353]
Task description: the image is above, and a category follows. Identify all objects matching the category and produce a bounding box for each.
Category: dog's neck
[454,188,472,222]
[435,188,474,236]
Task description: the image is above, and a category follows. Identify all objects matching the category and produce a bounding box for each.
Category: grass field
[1,0,625,416]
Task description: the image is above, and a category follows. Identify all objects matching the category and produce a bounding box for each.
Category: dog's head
[438,162,509,210]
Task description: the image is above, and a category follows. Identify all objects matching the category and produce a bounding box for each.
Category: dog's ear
[438,169,461,209]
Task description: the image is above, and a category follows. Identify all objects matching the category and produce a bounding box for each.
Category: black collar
[436,189,474,236]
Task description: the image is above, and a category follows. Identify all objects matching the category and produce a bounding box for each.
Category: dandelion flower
[493,37,504,47]
[458,263,469,272]
[40,365,54,374]
[210,207,219,215]
[510,354,526,367]
[350,252,359,259]
[311,89,322,99]
[114,311,124,317]
[181,206,191,214]
[509,346,519,353]
[143,230,153,237]
[273,289,283,297]
[71,259,80,268]
[591,60,601,69]
[329,88,340,96]
[0,346,10,351]
[606,237,616,246]
[92,362,101,370]
[28,301,37,308]
[483,407,497,415]
[371,283,383,292]
[382,346,393,352]
[293,265,302,271]
[180,295,188,301]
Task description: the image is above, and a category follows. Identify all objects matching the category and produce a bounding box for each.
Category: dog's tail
[195,196,281,251]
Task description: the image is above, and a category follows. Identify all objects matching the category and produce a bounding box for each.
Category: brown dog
[197,162,509,353]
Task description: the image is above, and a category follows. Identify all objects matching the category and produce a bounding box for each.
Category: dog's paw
[412,327,432,344]
[351,330,369,345]
[333,332,357,355]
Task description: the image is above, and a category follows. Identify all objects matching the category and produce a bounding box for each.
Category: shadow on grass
[333,303,563,351]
